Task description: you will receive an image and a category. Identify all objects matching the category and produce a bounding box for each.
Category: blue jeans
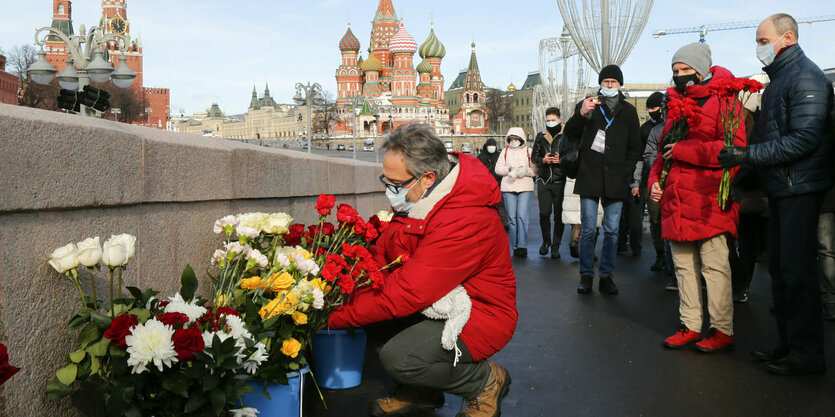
[503,191,532,250]
[579,197,623,277]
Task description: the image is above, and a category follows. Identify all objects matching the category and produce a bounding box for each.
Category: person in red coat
[649,43,745,353]
[328,123,517,417]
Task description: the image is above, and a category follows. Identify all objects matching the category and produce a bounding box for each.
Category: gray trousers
[378,319,491,400]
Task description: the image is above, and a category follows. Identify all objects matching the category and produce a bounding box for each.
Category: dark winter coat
[647,66,746,241]
[531,129,566,183]
[477,138,502,186]
[329,153,517,361]
[748,44,834,199]
[563,91,642,200]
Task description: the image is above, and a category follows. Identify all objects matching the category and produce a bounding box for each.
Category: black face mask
[673,74,700,92]
[546,123,561,133]
[648,110,662,121]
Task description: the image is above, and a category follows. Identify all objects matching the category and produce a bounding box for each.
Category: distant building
[0,54,19,105]
[41,0,169,129]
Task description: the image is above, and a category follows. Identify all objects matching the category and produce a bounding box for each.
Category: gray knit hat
[671,43,712,77]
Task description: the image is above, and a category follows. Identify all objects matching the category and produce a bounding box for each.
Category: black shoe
[665,278,678,291]
[750,347,790,362]
[599,275,618,295]
[651,255,665,271]
[539,241,550,256]
[513,248,527,258]
[733,289,749,303]
[577,276,593,294]
[569,243,579,258]
[550,245,561,259]
[824,303,835,321]
[762,352,826,375]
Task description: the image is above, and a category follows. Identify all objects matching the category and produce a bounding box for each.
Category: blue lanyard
[599,106,614,130]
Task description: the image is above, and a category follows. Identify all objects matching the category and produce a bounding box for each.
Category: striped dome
[416,58,432,74]
[339,26,360,52]
[388,21,417,54]
[419,28,446,59]
[360,52,383,72]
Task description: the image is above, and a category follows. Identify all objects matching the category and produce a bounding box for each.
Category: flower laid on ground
[101,234,136,267]
[125,318,179,373]
[76,237,103,267]
[0,343,19,386]
[48,243,79,274]
[230,407,260,417]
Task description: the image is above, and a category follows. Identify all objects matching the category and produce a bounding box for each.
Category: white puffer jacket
[562,178,603,226]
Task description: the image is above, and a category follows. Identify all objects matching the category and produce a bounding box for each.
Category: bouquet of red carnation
[659,96,703,189]
[709,77,764,209]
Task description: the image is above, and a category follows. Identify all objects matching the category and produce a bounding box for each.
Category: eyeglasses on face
[379,174,417,193]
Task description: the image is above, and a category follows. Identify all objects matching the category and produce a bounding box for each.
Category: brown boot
[368,385,445,417]
[455,362,511,417]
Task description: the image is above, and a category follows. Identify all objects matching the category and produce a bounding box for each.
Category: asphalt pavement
[304,196,835,417]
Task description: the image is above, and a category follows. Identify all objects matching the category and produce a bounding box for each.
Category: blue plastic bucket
[311,329,367,389]
[242,366,309,417]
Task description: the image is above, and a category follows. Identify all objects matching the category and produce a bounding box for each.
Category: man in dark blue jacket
[719,13,833,375]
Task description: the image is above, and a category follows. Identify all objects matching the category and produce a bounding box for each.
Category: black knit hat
[646,92,664,109]
[598,64,623,86]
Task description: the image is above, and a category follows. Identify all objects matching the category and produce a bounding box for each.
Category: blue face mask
[600,87,619,98]
[756,32,786,66]
[385,177,422,214]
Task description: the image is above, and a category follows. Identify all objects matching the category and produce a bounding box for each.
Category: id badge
[591,129,606,154]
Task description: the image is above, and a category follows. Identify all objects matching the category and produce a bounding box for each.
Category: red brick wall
[142,87,169,129]
[0,55,19,105]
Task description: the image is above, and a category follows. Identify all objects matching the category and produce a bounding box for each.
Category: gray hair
[768,13,799,40]
[380,122,451,181]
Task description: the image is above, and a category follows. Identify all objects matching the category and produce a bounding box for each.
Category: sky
[2,1,834,116]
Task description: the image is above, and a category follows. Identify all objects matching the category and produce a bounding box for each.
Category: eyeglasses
[379,175,417,193]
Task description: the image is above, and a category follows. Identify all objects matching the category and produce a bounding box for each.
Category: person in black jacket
[564,64,642,295]
[477,138,509,230]
[719,13,834,375]
[531,107,566,258]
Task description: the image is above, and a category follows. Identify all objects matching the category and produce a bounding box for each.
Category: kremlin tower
[451,43,488,134]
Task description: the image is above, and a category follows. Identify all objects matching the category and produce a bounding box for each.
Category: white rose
[102,234,136,267]
[260,213,293,235]
[48,243,79,273]
[76,237,103,267]
[376,210,394,222]
[237,212,268,230]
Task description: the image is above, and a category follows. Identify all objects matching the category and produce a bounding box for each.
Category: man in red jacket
[649,43,745,353]
[327,123,518,417]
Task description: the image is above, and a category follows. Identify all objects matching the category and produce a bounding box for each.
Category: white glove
[508,168,518,179]
[513,166,527,178]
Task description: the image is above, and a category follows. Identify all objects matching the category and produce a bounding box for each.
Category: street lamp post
[293,82,324,153]
[28,24,136,116]
[497,116,504,136]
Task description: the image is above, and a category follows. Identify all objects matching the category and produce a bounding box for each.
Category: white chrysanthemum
[312,288,325,310]
[224,241,245,254]
[236,225,260,240]
[243,342,268,375]
[211,249,227,266]
[247,248,269,269]
[223,314,252,341]
[230,407,260,417]
[214,215,239,234]
[290,280,313,311]
[291,253,320,277]
[165,293,208,323]
[125,319,178,374]
[274,253,291,269]
[274,246,297,258]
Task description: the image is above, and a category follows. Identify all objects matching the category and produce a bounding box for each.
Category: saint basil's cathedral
[333,0,488,137]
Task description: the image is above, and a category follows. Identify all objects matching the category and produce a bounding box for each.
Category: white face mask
[509,141,521,148]
[487,145,497,153]
[600,87,619,98]
[545,121,560,128]
[385,177,421,214]
[756,33,786,66]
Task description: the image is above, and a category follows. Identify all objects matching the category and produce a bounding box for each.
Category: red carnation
[337,273,355,294]
[398,253,411,263]
[284,224,305,247]
[368,215,381,228]
[364,227,379,242]
[316,194,336,216]
[172,327,205,361]
[321,262,344,282]
[336,204,359,224]
[321,222,335,236]
[215,307,240,317]
[104,314,139,347]
[0,343,20,387]
[157,312,189,329]
[326,254,348,267]
[316,247,328,257]
[370,270,385,290]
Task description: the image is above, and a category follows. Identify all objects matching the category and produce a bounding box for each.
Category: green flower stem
[108,267,115,318]
[117,267,123,299]
[67,269,89,310]
[86,267,98,310]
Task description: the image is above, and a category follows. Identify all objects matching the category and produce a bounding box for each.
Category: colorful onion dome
[416,58,432,74]
[339,25,360,52]
[419,27,446,59]
[388,21,417,54]
[360,52,383,72]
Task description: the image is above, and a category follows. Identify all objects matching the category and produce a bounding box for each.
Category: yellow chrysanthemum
[309,278,332,294]
[281,338,302,358]
[215,294,228,307]
[258,291,300,319]
[239,276,263,291]
[292,311,308,325]
[267,272,295,292]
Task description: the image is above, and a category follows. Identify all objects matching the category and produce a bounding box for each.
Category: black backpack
[558,131,580,179]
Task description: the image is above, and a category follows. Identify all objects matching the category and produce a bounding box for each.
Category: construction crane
[653,15,835,42]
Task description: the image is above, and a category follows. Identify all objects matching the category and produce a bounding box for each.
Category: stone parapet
[0,103,387,417]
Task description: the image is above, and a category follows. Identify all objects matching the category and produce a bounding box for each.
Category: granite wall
[0,103,387,416]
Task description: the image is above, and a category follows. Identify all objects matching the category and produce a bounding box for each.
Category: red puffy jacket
[328,153,518,361]
[647,66,746,242]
